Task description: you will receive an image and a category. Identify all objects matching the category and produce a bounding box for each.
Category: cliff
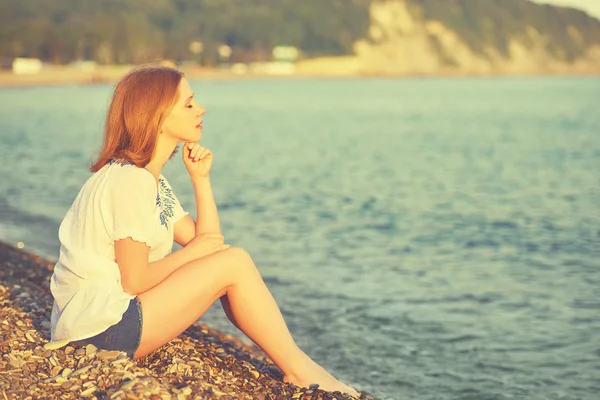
[352,0,600,75]
[3,0,599,77]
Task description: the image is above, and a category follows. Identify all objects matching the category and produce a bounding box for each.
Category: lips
[196,121,203,128]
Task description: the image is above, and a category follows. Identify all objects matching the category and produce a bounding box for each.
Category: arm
[175,142,222,246]
[115,238,196,294]
[173,215,196,247]
[116,233,228,295]
[173,177,221,246]
[111,159,226,295]
[192,176,221,235]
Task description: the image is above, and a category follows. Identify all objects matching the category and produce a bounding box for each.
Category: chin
[181,132,201,143]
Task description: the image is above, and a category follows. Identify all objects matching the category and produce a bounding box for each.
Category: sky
[531,0,600,20]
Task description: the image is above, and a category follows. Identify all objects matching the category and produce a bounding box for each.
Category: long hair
[90,64,184,172]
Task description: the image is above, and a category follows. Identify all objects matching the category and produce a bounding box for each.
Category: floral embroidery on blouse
[108,159,135,167]
[110,159,177,228]
[156,177,177,228]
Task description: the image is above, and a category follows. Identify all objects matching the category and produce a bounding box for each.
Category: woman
[49,64,359,397]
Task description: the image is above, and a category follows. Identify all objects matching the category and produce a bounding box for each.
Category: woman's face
[161,78,205,143]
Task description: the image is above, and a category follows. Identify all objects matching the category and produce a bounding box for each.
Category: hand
[183,142,213,179]
[186,233,230,259]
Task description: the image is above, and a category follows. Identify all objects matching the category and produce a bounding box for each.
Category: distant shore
[2,60,599,88]
[0,65,242,88]
[0,61,363,88]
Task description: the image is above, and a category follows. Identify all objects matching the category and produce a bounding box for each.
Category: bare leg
[135,248,358,397]
[220,295,240,330]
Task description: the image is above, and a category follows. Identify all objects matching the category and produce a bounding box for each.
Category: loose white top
[50,160,188,342]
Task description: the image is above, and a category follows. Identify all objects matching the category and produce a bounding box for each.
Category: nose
[196,105,206,116]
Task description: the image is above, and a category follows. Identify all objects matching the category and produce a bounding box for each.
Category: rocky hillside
[353,0,600,75]
[2,0,599,75]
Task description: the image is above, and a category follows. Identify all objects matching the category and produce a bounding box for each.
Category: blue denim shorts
[71,297,143,358]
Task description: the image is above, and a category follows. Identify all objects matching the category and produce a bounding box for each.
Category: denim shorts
[71,297,143,358]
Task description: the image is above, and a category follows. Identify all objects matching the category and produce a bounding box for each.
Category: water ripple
[1,78,600,400]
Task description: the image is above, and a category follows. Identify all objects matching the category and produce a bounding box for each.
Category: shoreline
[1,64,599,88]
[0,241,373,399]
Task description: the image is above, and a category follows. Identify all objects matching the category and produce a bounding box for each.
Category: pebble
[85,344,97,356]
[0,241,375,400]
[61,381,74,390]
[80,386,97,397]
[50,366,61,377]
[43,337,70,350]
[97,350,121,360]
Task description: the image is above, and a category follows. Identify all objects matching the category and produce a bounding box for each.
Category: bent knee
[221,247,259,273]
[225,247,253,263]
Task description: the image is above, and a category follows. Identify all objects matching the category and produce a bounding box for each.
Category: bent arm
[192,176,221,236]
[173,215,196,247]
[174,176,221,246]
[115,234,226,295]
[115,238,197,295]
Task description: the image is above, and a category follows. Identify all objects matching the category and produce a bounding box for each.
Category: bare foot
[283,356,360,398]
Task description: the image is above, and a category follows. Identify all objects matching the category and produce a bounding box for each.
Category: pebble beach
[0,241,374,400]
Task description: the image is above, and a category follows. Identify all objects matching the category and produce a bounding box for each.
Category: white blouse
[49,160,188,342]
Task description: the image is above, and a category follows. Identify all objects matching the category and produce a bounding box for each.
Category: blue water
[1,77,599,400]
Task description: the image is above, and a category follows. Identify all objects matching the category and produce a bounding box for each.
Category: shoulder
[158,174,174,190]
[157,174,178,202]
[108,162,156,192]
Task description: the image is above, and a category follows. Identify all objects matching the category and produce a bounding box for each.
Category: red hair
[90,64,184,172]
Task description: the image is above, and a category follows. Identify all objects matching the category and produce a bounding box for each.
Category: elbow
[120,275,144,296]
[185,233,228,260]
[196,232,224,242]
[195,232,225,248]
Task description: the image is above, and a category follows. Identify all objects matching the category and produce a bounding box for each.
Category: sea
[0,76,599,400]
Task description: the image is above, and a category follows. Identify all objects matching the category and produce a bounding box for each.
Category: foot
[283,356,360,398]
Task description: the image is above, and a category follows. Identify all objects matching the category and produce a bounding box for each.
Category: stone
[97,350,121,360]
[51,366,62,377]
[43,337,70,350]
[25,331,36,343]
[0,241,369,400]
[61,381,74,390]
[85,344,97,356]
[80,386,97,397]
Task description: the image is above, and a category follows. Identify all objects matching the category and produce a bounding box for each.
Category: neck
[145,135,179,180]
